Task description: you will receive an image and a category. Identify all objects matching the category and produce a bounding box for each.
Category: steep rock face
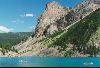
[13,1,100,57]
[73,0,100,21]
[35,1,69,37]
[34,0,100,38]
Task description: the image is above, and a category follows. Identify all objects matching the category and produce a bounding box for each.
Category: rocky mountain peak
[45,1,63,10]
[34,1,69,37]
[72,0,100,21]
[76,0,100,11]
[34,0,100,38]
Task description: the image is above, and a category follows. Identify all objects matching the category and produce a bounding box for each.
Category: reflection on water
[0,56,99,67]
[83,62,93,65]
[19,60,28,63]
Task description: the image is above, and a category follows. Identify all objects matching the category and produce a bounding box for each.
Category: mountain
[0,32,32,55]
[34,0,100,38]
[34,1,69,37]
[74,0,100,19]
[50,8,100,57]
[14,8,100,57]
[1,0,100,57]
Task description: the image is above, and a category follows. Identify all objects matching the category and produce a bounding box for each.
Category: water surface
[0,56,100,67]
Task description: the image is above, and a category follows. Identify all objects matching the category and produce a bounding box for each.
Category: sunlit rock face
[94,0,100,9]
[74,0,100,20]
[34,1,69,37]
[94,0,100,3]
[34,0,100,38]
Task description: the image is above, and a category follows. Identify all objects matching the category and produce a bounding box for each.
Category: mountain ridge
[0,0,100,57]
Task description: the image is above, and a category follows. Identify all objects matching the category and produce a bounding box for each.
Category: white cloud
[0,26,14,33]
[25,13,34,17]
[12,19,24,24]
[20,13,34,17]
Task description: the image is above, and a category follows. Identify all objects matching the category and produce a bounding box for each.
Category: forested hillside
[50,8,100,57]
[0,32,32,54]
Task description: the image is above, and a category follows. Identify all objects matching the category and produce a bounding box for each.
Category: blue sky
[0,0,82,32]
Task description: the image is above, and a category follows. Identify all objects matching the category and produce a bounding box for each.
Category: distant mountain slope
[0,32,32,55]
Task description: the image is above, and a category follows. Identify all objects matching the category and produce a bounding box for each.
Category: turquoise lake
[0,56,100,67]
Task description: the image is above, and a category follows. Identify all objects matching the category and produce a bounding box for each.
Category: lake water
[0,56,100,67]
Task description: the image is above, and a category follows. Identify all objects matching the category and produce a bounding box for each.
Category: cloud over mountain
[0,26,13,33]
